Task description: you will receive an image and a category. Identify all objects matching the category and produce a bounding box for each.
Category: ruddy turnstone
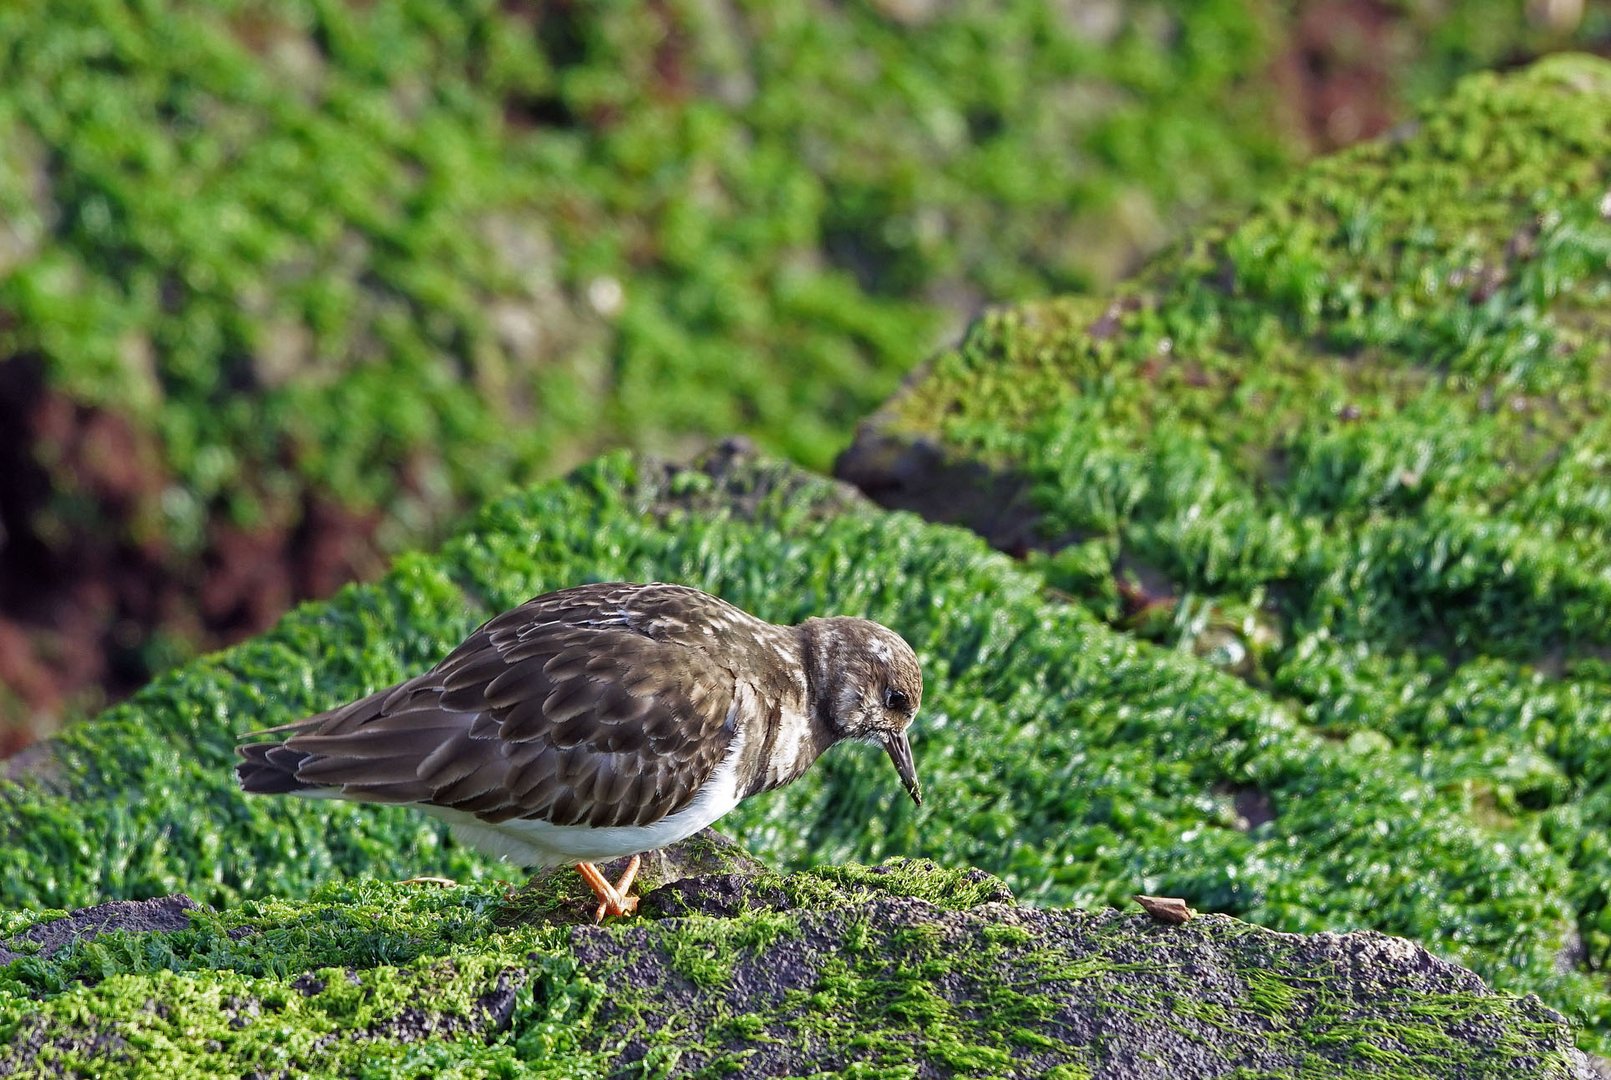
[237,582,923,919]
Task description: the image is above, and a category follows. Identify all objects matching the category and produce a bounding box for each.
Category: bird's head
[802,616,924,806]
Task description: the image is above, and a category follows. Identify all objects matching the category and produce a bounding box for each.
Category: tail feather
[233,682,438,802]
[235,707,348,796]
[236,740,317,795]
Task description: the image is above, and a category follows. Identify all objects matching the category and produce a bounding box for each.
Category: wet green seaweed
[4,1,1603,734]
[854,55,1611,1051]
[3,861,1581,1078]
[6,57,1611,1056]
[1,444,1605,1051]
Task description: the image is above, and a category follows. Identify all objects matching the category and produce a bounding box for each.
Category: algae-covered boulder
[0,0,1300,742]
[0,834,1595,1079]
[1,1,1602,748]
[6,57,1611,1061]
[3,442,1610,1055]
[840,56,1611,1050]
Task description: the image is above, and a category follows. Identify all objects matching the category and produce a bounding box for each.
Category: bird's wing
[237,584,742,829]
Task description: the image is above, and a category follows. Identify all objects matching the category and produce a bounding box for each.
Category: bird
[236,581,924,920]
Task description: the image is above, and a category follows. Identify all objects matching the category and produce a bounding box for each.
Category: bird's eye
[883,687,910,712]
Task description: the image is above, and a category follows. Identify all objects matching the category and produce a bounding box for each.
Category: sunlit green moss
[2,443,1605,1052]
[7,53,1611,1059]
[851,55,1611,1051]
[6,858,1579,1077]
[4,1,1603,720]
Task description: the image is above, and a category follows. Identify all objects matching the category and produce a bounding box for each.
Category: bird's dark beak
[884,730,922,807]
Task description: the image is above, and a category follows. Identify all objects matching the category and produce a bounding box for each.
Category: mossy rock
[3,443,1610,1055]
[3,2,1605,744]
[0,835,1596,1079]
[840,56,1611,1052]
[12,0,1590,498]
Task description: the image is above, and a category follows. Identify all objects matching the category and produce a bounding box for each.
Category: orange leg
[576,856,641,921]
[612,854,642,897]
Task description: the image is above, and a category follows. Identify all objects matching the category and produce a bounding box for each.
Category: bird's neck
[734,623,837,799]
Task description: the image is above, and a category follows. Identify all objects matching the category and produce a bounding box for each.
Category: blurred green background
[4,0,1611,1061]
[1,0,1604,750]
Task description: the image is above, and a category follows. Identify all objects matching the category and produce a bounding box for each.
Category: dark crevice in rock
[835,428,1046,556]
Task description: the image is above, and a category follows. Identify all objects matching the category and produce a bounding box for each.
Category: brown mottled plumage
[237,582,923,918]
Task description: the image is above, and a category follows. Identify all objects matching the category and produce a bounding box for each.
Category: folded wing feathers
[415,732,483,785]
[505,745,562,799]
[537,678,597,728]
[240,593,742,831]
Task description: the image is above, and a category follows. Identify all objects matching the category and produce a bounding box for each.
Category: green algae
[2,441,1607,1049]
[0,846,1589,1076]
[586,878,1587,1079]
[5,4,1603,735]
[0,882,613,1078]
[0,856,1018,1077]
[840,56,1611,1052]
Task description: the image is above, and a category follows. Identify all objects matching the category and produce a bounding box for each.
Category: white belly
[421,747,745,867]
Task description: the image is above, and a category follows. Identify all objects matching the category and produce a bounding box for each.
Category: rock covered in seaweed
[0,833,1595,1079]
[838,54,1611,1053]
[3,58,1611,1061]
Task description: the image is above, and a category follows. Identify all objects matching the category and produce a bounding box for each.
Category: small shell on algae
[1135,894,1195,924]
